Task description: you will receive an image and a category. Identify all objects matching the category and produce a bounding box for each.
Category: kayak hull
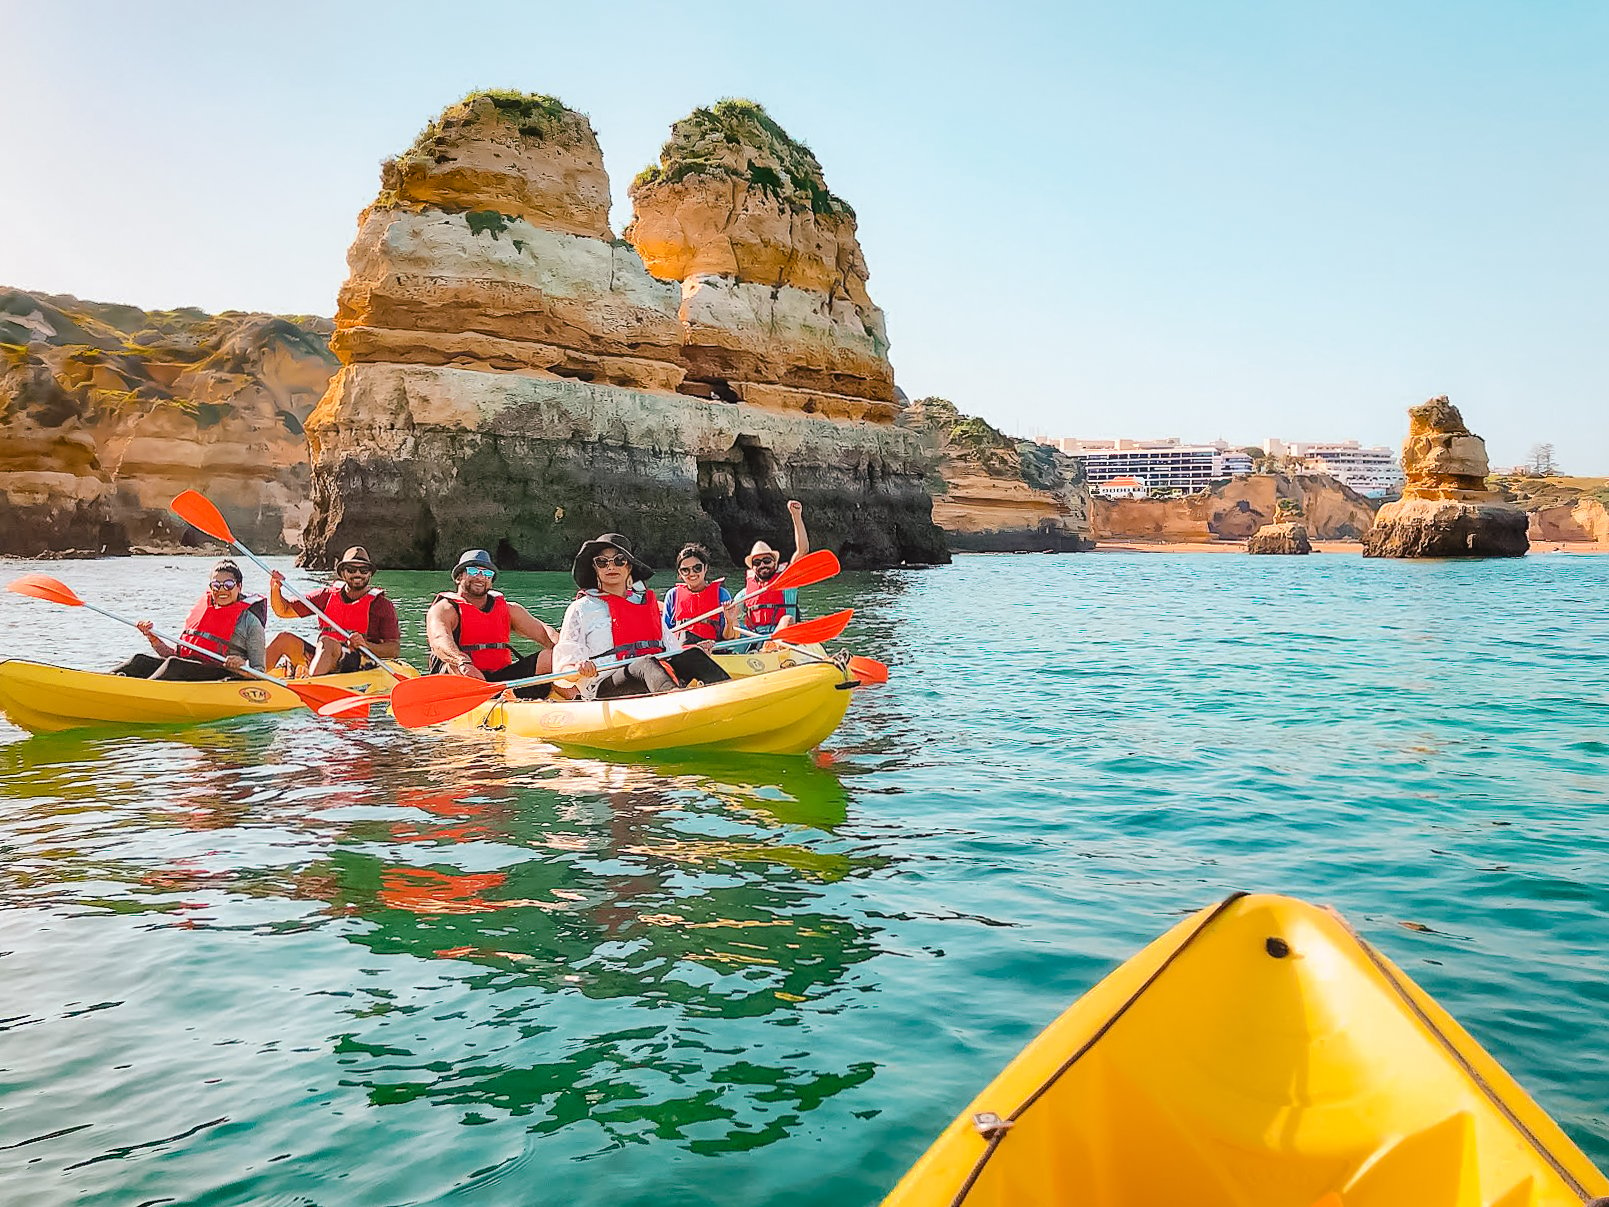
[461,662,854,755]
[883,892,1608,1207]
[713,643,828,678]
[0,659,416,734]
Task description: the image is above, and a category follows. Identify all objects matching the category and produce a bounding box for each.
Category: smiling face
[676,555,708,592]
[592,547,632,595]
[337,564,373,598]
[458,566,495,599]
[748,551,779,583]
[207,574,242,604]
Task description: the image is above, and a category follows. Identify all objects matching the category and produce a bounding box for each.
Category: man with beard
[266,546,401,677]
[739,499,809,649]
[425,549,559,699]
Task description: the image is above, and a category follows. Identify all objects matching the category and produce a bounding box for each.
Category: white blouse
[552,585,684,700]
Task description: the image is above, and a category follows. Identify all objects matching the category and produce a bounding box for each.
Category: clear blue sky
[5,1,1604,471]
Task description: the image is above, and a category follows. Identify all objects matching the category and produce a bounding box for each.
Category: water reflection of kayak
[882,892,1609,1207]
[456,662,856,756]
[0,658,417,734]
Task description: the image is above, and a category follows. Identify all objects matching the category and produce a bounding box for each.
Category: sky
[4,1,1605,471]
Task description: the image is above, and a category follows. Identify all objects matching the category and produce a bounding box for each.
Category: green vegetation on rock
[464,210,511,239]
[631,98,853,219]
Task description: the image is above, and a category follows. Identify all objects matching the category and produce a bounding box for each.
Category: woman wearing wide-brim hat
[551,533,731,700]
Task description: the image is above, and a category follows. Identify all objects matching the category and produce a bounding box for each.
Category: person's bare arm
[508,602,559,649]
[787,499,809,560]
[268,571,313,619]
[426,599,482,679]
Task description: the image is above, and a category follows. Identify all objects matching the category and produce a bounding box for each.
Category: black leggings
[595,650,730,700]
[112,654,240,682]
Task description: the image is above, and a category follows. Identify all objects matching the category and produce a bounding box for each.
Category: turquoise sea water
[0,550,1605,1205]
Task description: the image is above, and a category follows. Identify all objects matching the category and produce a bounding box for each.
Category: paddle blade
[6,574,84,608]
[776,608,854,645]
[170,489,235,545]
[390,674,505,729]
[317,692,387,717]
[848,655,890,684]
[283,681,369,712]
[769,549,841,593]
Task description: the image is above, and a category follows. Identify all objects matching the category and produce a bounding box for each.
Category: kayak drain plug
[1265,937,1291,958]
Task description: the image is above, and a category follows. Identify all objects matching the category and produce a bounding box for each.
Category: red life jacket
[317,586,380,641]
[744,571,801,634]
[669,581,724,644]
[181,593,267,659]
[437,591,514,672]
[602,589,665,660]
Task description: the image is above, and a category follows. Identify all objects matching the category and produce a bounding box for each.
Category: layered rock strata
[305,92,946,570]
[1362,397,1528,558]
[901,398,1092,551]
[1247,522,1312,554]
[0,289,335,555]
[1093,474,1376,543]
[626,100,894,419]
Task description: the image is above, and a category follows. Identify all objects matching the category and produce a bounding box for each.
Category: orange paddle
[847,655,890,684]
[169,489,398,681]
[5,574,365,713]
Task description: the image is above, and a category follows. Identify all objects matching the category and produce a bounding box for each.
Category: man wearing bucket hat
[267,545,402,677]
[424,548,559,698]
[739,499,810,649]
[551,533,730,701]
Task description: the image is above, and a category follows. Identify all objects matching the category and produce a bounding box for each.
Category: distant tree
[1526,442,1558,476]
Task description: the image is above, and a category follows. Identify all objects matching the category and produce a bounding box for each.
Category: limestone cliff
[1490,476,1609,546]
[901,398,1092,551]
[1363,397,1528,558]
[1093,474,1376,543]
[304,91,947,570]
[626,100,895,418]
[1246,522,1312,554]
[0,289,336,556]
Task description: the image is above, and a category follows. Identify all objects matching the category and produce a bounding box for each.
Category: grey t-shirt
[228,611,267,671]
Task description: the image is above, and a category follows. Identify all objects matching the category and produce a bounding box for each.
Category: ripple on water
[0,552,1606,1203]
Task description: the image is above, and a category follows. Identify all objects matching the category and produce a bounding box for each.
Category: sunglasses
[209,579,240,590]
[462,566,496,579]
[593,554,631,569]
[749,556,777,567]
[340,565,373,574]
[677,563,706,576]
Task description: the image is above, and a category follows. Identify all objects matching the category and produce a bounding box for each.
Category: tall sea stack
[1362,396,1528,558]
[301,92,947,570]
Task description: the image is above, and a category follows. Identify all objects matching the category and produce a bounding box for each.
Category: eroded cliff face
[1362,397,1528,558]
[1093,474,1376,543]
[0,290,336,555]
[626,100,895,418]
[304,91,946,570]
[901,398,1092,551]
[1490,476,1609,546]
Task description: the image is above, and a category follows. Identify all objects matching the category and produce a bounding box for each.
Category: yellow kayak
[459,661,855,755]
[884,892,1608,1207]
[0,658,417,734]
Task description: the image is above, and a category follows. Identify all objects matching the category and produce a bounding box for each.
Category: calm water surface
[0,551,1605,1205]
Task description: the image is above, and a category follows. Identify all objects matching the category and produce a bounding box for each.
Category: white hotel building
[1264,439,1404,498]
[1037,437,1255,496]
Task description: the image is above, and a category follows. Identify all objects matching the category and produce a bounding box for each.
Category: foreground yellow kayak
[713,643,828,678]
[0,658,417,734]
[459,661,855,755]
[884,892,1608,1207]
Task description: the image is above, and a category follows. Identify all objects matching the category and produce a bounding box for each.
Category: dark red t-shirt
[294,587,401,643]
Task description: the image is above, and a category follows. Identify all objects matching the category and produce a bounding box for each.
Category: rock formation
[1362,397,1528,558]
[1489,475,1609,547]
[901,398,1092,551]
[0,289,336,556]
[1093,474,1376,543]
[304,92,946,570]
[1247,522,1312,554]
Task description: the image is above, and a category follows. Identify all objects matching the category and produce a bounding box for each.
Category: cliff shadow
[698,435,791,562]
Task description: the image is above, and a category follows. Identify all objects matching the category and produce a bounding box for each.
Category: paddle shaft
[251,553,397,680]
[79,599,297,691]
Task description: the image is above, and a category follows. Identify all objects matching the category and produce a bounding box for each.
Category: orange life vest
[317,586,380,641]
[601,589,665,660]
[669,581,724,644]
[744,571,801,634]
[437,591,514,672]
[180,593,267,659]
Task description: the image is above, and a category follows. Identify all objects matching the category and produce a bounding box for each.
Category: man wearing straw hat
[267,546,401,678]
[739,499,810,648]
